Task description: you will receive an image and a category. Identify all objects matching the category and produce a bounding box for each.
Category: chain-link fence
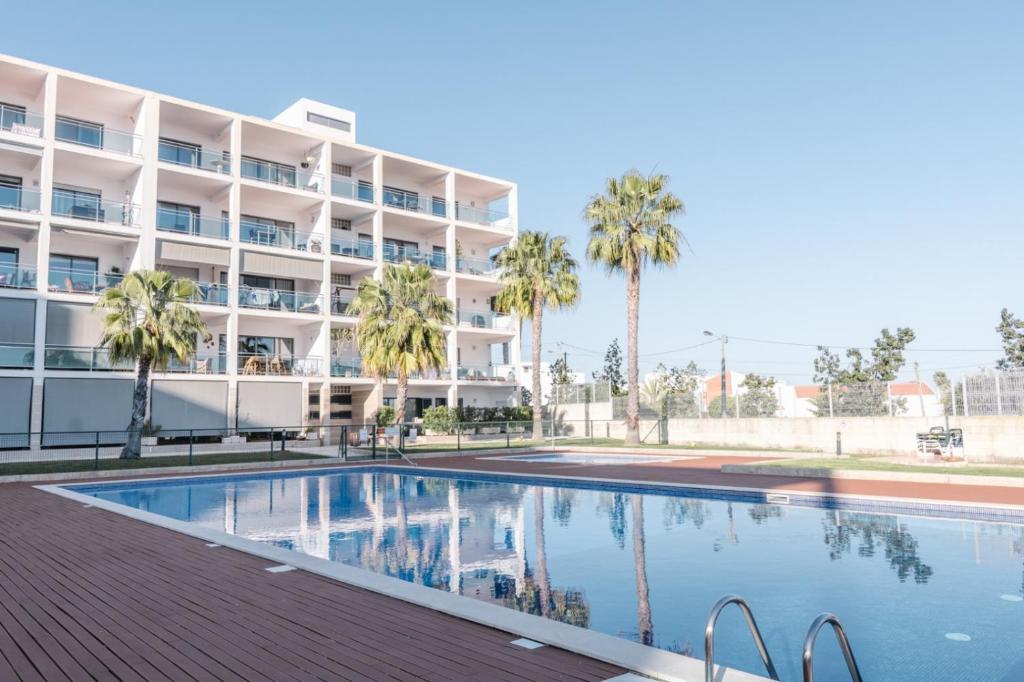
[958,370,1024,416]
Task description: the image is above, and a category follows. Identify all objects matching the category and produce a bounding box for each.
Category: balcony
[55,116,142,157]
[330,359,363,378]
[0,185,40,213]
[52,189,139,227]
[188,282,230,306]
[382,188,447,218]
[331,175,374,203]
[241,157,323,193]
[331,293,355,316]
[44,345,133,371]
[456,310,514,331]
[162,353,228,374]
[48,267,122,295]
[0,103,43,138]
[0,343,34,369]
[455,204,509,228]
[238,286,322,315]
[158,139,231,174]
[456,256,497,277]
[240,220,321,253]
[458,364,514,382]
[382,244,447,271]
[239,353,322,376]
[157,206,229,240]
[0,262,37,290]
[330,236,373,260]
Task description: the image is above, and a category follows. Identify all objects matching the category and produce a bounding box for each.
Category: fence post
[590,419,594,445]
[270,429,276,461]
[506,422,510,449]
[827,381,835,418]
[456,423,461,453]
[962,380,970,417]
[995,373,1003,416]
[371,429,377,459]
[94,431,100,470]
[188,429,194,466]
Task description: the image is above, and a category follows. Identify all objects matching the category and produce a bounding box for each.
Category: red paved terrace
[2,450,1020,680]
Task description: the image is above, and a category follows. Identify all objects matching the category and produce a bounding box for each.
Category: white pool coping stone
[722,463,1024,488]
[38,476,771,682]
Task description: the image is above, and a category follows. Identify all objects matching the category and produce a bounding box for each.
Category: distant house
[789,381,942,417]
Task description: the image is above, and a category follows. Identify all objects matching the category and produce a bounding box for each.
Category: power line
[727,335,1001,353]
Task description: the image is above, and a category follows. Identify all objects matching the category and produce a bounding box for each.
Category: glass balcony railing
[161,353,227,374]
[330,236,374,260]
[331,175,375,203]
[52,190,139,227]
[55,116,142,157]
[456,310,514,330]
[158,140,231,174]
[330,360,363,378]
[382,188,447,218]
[382,244,447,270]
[0,262,37,290]
[241,157,323,193]
[238,353,322,376]
[48,268,122,295]
[458,364,514,382]
[188,282,230,306]
[0,186,40,213]
[157,206,229,240]
[455,256,498,277]
[240,221,321,253]
[44,345,134,371]
[238,286,322,314]
[454,204,509,227]
[0,104,43,137]
[331,293,356,316]
[0,343,34,369]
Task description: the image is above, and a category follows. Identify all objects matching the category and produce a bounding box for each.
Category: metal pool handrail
[704,595,780,682]
[382,434,418,467]
[802,612,863,682]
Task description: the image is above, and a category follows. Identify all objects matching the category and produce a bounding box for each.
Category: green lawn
[0,450,329,477]
[397,437,807,454]
[761,457,1024,478]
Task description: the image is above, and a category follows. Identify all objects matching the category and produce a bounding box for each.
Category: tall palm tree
[495,231,580,439]
[585,170,684,444]
[94,270,209,459]
[350,262,452,424]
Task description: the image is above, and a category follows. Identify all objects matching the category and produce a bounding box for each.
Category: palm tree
[94,270,209,459]
[350,262,452,424]
[585,170,684,444]
[494,231,580,439]
[632,494,653,645]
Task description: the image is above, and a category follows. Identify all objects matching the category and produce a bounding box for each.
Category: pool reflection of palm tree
[535,488,552,617]
[632,494,654,646]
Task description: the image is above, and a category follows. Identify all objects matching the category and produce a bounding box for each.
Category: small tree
[738,373,779,417]
[811,328,916,416]
[549,355,574,402]
[593,338,625,396]
[996,308,1024,370]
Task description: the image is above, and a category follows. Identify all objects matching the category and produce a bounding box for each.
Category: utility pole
[703,330,728,417]
[913,361,926,418]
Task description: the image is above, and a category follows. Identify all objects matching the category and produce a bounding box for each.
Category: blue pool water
[71,467,1024,681]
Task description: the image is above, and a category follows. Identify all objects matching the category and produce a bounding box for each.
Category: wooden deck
[0,482,625,682]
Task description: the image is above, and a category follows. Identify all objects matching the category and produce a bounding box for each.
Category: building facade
[0,54,519,438]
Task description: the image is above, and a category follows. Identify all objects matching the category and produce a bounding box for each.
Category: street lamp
[704,330,728,417]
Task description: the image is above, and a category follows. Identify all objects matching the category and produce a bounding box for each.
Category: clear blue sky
[6,0,1021,384]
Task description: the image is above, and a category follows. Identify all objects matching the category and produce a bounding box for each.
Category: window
[0,247,18,285]
[55,115,103,149]
[331,273,352,286]
[49,254,99,292]
[52,185,102,219]
[432,245,447,269]
[383,238,418,262]
[240,214,295,247]
[308,387,321,422]
[329,385,352,420]
[240,274,294,292]
[307,111,351,133]
[241,156,296,187]
[332,163,352,176]
[156,201,200,234]
[331,217,352,231]
[0,174,22,211]
[0,102,26,131]
[158,137,200,167]
[431,195,447,218]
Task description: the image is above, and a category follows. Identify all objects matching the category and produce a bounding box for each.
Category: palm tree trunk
[395,370,408,425]
[625,262,641,444]
[632,494,653,645]
[121,355,152,459]
[534,488,551,617]
[531,290,544,441]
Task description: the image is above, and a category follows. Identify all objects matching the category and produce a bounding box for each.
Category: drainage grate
[766,493,790,505]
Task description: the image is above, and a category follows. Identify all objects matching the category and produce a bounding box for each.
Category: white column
[371,154,384,282]
[226,119,242,429]
[134,95,160,269]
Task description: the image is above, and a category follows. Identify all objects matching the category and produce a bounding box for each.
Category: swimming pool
[492,453,686,465]
[64,466,1024,681]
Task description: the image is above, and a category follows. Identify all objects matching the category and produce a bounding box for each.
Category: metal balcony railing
[240,221,322,253]
[0,343,34,369]
[43,345,134,371]
[455,256,498,277]
[47,268,123,295]
[456,310,514,330]
[157,206,230,240]
[52,190,139,227]
[382,188,447,218]
[158,140,231,174]
[238,286,323,314]
[330,360,363,378]
[188,282,230,306]
[0,185,41,213]
[0,104,44,137]
[382,244,447,270]
[330,236,374,260]
[458,364,514,382]
[0,262,37,290]
[55,116,142,157]
[241,157,323,193]
[331,175,375,203]
[454,203,509,227]
[238,353,322,376]
[331,293,356,316]
[161,353,228,374]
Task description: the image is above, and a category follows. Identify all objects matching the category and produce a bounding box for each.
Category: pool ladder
[382,435,418,467]
[703,595,863,682]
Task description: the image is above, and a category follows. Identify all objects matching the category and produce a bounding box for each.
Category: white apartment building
[0,54,520,439]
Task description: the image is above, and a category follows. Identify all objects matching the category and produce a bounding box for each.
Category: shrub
[375,405,396,427]
[423,406,457,434]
